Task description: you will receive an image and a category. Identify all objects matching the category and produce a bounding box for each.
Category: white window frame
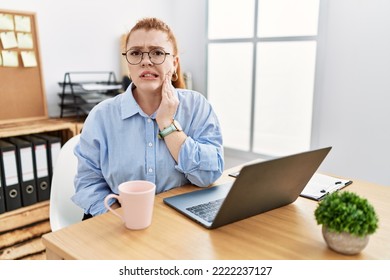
[206,0,323,157]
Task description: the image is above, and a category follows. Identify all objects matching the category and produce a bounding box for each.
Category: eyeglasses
[122,49,172,65]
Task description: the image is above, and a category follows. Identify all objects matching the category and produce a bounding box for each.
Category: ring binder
[35,134,61,184]
[7,137,38,207]
[22,135,50,202]
[0,169,6,214]
[0,139,22,211]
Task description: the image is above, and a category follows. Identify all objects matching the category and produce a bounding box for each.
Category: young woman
[72,17,224,218]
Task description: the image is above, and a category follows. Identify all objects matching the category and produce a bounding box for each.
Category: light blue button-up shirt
[71,84,224,216]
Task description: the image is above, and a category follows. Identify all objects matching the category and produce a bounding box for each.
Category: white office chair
[49,134,84,231]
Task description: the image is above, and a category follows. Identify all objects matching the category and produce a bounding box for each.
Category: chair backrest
[49,134,84,231]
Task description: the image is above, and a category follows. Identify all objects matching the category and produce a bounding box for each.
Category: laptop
[163,146,332,229]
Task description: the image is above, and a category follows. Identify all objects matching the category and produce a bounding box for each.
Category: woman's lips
[140,71,159,78]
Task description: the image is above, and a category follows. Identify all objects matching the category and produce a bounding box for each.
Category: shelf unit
[0,9,86,260]
[0,118,77,260]
[58,71,123,119]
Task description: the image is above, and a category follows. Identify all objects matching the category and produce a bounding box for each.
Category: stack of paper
[81,83,122,91]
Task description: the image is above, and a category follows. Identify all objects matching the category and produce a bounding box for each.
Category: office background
[1,0,389,186]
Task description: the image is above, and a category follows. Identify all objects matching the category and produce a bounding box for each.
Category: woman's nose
[140,53,153,66]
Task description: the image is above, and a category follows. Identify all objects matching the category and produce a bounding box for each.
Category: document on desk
[300,173,352,201]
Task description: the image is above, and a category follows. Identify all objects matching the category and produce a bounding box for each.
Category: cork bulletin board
[0,9,47,124]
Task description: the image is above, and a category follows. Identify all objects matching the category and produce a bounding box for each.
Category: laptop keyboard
[186,198,224,223]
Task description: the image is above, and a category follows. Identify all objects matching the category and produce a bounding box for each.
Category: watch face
[173,120,182,131]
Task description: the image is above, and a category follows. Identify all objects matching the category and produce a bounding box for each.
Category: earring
[171,71,178,82]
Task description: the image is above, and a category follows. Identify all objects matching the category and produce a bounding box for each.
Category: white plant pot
[322,226,369,255]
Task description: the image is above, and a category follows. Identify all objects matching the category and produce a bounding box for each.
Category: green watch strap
[158,123,176,139]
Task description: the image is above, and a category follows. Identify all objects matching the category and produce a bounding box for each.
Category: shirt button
[148,142,153,147]
[148,168,153,173]
[147,118,152,123]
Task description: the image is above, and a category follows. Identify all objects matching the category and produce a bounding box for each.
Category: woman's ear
[173,55,179,69]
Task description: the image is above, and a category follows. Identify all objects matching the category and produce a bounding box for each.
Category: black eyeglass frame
[121,49,172,65]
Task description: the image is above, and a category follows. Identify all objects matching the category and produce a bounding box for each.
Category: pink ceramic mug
[104,180,156,230]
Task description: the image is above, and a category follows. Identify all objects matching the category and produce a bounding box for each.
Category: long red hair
[124,18,186,89]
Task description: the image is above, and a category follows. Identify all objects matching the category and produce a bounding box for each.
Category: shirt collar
[120,83,142,120]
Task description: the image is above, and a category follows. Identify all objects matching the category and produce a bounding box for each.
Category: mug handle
[104,194,124,223]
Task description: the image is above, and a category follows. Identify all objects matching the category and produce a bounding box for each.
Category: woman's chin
[135,81,162,92]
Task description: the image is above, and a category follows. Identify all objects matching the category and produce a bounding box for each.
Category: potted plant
[314,191,379,255]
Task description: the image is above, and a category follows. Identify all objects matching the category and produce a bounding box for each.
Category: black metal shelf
[58,71,123,119]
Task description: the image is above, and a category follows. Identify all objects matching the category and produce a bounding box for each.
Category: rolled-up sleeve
[175,92,224,186]
[176,136,224,186]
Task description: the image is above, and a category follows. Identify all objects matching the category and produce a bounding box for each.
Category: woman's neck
[133,87,162,116]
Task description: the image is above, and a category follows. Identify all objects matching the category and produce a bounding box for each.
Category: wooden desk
[42,170,390,260]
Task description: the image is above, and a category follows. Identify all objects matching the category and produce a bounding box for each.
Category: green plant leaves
[314,191,379,237]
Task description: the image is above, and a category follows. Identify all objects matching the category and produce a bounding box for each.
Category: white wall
[173,0,207,93]
[2,0,389,186]
[1,0,176,116]
[1,0,208,113]
[312,0,390,186]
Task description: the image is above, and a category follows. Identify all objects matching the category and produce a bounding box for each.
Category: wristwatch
[158,119,182,139]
